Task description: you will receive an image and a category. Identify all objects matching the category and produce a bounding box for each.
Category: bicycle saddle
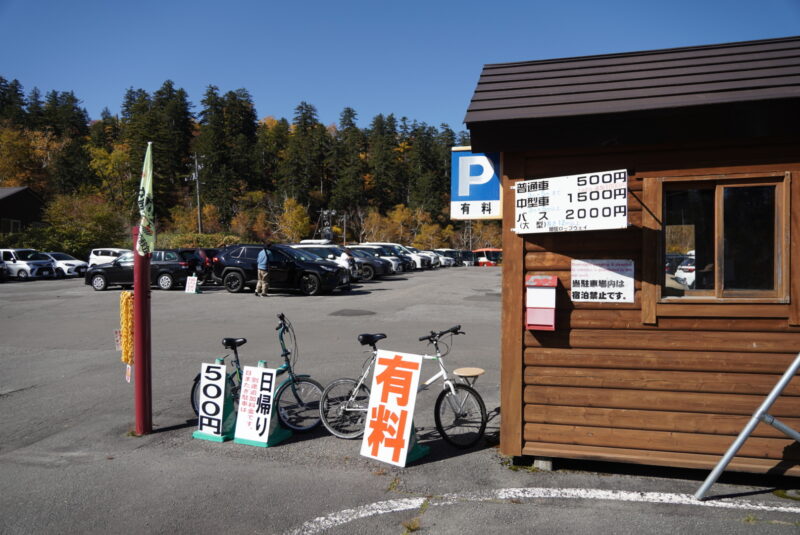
[358,333,386,346]
[222,337,247,349]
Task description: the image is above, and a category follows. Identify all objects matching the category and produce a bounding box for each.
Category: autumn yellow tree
[278,198,310,242]
[202,204,223,233]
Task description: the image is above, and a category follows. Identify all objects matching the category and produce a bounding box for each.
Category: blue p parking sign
[450,148,501,220]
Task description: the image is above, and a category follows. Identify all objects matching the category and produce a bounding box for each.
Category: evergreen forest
[0,77,501,257]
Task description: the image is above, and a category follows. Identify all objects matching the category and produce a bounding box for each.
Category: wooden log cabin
[464,36,800,474]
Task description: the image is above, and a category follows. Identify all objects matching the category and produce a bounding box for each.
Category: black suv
[212,244,350,295]
[84,249,194,291]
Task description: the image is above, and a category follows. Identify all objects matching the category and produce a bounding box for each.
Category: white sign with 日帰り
[234,366,277,446]
[570,259,634,303]
[360,350,423,467]
[513,169,628,234]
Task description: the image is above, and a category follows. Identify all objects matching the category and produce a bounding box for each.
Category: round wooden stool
[453,367,485,387]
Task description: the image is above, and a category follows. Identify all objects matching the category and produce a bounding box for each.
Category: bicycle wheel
[319,378,371,439]
[275,377,323,431]
[434,384,487,448]
[191,375,240,416]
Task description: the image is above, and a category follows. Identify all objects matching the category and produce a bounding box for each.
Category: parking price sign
[513,169,628,234]
[361,350,423,467]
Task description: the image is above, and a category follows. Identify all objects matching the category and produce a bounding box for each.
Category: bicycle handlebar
[418,325,464,342]
[276,312,287,330]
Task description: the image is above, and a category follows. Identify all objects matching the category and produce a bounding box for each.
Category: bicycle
[319,325,487,448]
[191,313,323,431]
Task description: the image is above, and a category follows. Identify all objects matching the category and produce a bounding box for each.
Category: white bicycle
[319,325,487,448]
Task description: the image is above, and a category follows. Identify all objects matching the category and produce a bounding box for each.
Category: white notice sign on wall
[513,169,628,234]
[570,259,634,303]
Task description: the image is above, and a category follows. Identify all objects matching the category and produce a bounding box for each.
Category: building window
[0,218,22,234]
[661,172,789,301]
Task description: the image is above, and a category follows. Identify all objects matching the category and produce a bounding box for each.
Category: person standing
[255,243,271,296]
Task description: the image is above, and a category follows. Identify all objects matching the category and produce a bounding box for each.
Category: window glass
[664,188,714,293]
[164,251,179,261]
[118,252,134,263]
[244,247,261,260]
[723,185,775,290]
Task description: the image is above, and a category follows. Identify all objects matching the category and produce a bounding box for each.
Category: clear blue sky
[1,0,798,131]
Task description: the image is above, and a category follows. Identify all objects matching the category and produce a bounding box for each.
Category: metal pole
[132,226,153,435]
[694,352,800,500]
[194,154,202,234]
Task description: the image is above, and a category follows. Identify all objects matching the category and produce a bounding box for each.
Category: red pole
[132,227,153,434]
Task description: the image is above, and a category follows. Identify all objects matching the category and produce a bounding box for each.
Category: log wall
[500,142,800,475]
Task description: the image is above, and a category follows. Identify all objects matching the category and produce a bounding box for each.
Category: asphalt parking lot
[1,269,799,534]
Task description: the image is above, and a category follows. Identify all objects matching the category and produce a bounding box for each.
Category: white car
[0,248,56,279]
[43,252,89,278]
[674,256,696,289]
[407,246,441,268]
[426,250,454,267]
[364,242,428,270]
[89,248,131,266]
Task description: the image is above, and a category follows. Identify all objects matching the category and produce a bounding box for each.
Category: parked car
[176,247,219,285]
[665,253,687,275]
[458,250,477,266]
[674,257,696,289]
[434,248,465,266]
[0,258,7,282]
[425,249,454,267]
[473,248,502,266]
[290,243,358,282]
[84,249,194,291]
[364,242,429,270]
[0,248,55,279]
[347,247,391,281]
[88,248,131,266]
[407,246,440,268]
[42,252,89,278]
[348,245,401,274]
[212,244,350,295]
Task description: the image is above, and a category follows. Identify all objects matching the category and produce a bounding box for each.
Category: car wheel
[361,264,375,281]
[223,271,245,293]
[16,270,29,280]
[157,273,174,290]
[299,273,321,296]
[91,274,108,291]
[56,268,65,278]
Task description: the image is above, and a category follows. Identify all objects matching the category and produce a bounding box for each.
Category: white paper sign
[185,275,198,293]
[360,350,423,467]
[196,363,227,437]
[571,259,634,303]
[234,366,277,444]
[513,169,628,234]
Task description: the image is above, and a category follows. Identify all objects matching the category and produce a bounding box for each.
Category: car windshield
[17,250,49,261]
[117,252,134,263]
[48,253,77,261]
[349,249,371,259]
[280,247,321,262]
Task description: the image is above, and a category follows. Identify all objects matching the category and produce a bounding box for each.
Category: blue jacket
[257,249,269,270]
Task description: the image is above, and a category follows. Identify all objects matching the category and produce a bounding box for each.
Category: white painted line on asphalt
[285,487,800,534]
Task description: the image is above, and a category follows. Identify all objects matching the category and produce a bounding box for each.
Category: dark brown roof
[465,36,800,125]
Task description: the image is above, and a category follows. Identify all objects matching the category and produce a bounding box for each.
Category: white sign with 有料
[361,350,423,467]
[571,259,634,303]
[513,169,628,234]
